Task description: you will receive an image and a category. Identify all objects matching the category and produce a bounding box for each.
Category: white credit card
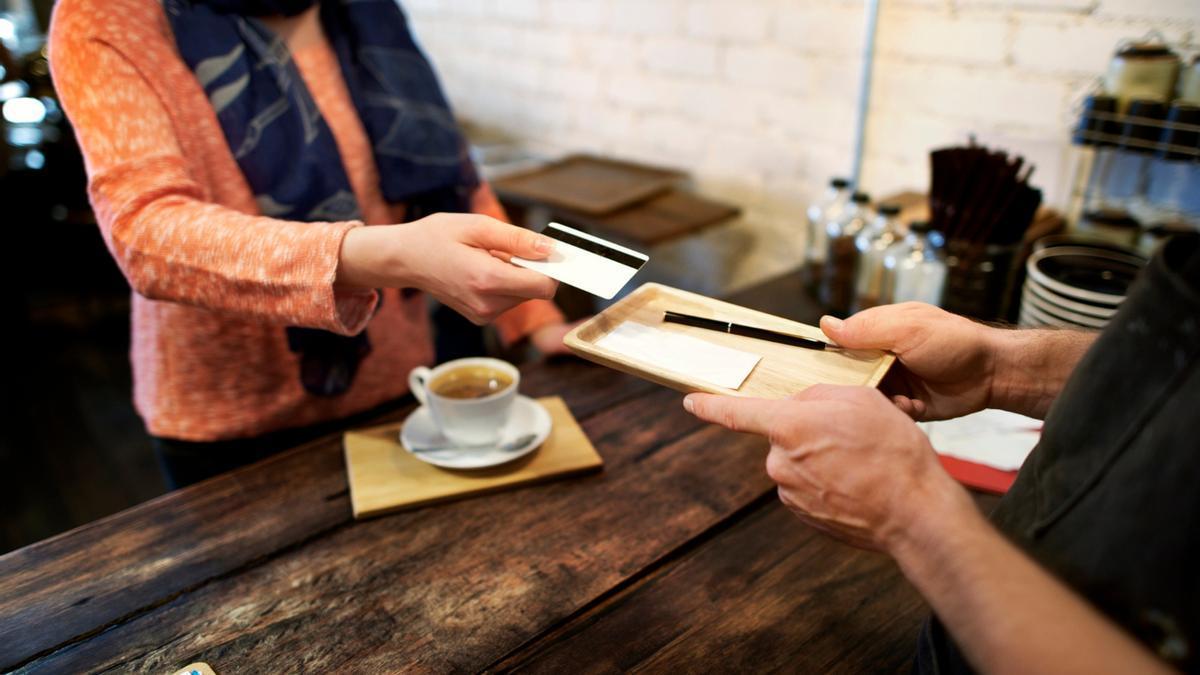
[512,222,649,300]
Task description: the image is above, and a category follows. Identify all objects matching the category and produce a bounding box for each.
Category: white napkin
[594,322,761,390]
[920,409,1042,472]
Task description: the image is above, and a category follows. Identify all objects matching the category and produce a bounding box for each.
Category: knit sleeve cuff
[311,222,380,335]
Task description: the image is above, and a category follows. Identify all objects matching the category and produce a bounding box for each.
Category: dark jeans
[153,396,412,490]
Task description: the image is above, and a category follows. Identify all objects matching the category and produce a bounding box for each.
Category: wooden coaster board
[344,397,602,519]
[564,283,895,398]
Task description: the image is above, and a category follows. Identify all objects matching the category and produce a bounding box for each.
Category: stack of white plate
[1019,240,1146,329]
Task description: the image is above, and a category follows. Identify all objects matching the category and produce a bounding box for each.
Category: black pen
[662,311,830,350]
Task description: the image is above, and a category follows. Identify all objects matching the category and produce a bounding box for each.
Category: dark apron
[917,234,1200,673]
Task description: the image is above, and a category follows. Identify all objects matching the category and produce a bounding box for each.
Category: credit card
[512,222,649,300]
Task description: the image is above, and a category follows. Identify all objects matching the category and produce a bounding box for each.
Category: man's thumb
[819,315,851,344]
[820,311,896,350]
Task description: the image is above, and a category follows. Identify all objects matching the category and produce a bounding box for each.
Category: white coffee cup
[408,357,520,446]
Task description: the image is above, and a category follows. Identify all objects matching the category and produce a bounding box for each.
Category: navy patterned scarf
[164,0,479,396]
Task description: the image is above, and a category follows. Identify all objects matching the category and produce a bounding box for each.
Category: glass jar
[1084,99,1166,222]
[1180,55,1200,105]
[1138,102,1200,230]
[941,239,1021,321]
[1103,42,1180,112]
[853,202,904,312]
[803,177,851,293]
[819,191,872,317]
[1067,94,1120,226]
[880,221,947,306]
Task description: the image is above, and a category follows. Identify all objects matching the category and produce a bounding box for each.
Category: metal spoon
[410,433,538,456]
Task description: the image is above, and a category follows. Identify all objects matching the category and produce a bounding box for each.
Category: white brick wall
[407,0,1200,292]
[876,8,1010,65]
[686,1,772,42]
[641,37,721,77]
[776,4,868,56]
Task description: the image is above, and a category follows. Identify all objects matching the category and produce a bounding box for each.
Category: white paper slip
[594,321,761,390]
[920,409,1043,472]
[512,222,649,300]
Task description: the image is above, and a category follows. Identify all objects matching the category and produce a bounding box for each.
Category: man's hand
[821,303,997,421]
[825,302,1097,421]
[683,384,967,552]
[685,385,1172,673]
[336,214,559,325]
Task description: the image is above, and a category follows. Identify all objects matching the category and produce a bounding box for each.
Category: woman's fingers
[455,256,558,325]
[477,260,558,301]
[465,218,554,260]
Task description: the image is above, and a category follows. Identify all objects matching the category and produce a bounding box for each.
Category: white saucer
[399,395,551,470]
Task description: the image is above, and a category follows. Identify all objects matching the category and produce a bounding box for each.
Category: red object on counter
[938,454,1019,495]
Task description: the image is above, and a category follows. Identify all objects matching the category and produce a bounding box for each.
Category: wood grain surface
[17,388,762,673]
[1,271,973,674]
[0,358,653,671]
[566,283,894,399]
[494,492,999,674]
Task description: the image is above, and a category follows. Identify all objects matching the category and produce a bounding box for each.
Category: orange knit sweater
[48,0,562,441]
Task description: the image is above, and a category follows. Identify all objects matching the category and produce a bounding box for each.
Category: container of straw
[929,142,1043,321]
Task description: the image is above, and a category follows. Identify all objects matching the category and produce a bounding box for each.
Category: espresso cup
[408,357,519,446]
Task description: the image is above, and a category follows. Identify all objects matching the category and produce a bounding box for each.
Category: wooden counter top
[0,271,998,673]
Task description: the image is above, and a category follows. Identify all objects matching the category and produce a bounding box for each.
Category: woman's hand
[529,318,587,357]
[337,213,559,325]
[821,302,998,421]
[683,384,969,552]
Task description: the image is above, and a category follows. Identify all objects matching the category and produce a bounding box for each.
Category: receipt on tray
[594,321,761,390]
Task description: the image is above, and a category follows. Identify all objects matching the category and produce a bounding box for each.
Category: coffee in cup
[408,358,519,446]
[429,365,514,400]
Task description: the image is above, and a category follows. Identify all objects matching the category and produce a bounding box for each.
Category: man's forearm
[985,328,1097,419]
[889,480,1169,675]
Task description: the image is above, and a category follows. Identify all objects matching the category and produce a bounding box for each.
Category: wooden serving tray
[565,189,741,246]
[491,154,683,216]
[344,397,602,519]
[564,284,895,398]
